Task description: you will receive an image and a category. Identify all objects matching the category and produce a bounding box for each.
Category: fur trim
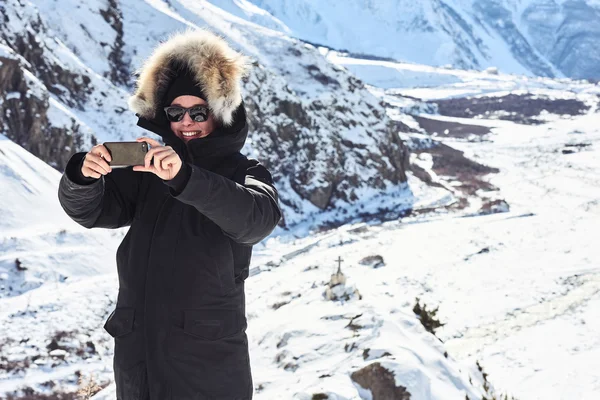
[128,29,250,126]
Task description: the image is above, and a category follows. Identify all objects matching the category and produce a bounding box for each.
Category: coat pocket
[167,306,251,396]
[167,313,252,400]
[182,307,242,341]
[103,307,145,371]
[103,307,135,338]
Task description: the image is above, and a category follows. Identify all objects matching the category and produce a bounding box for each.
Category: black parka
[57,101,282,399]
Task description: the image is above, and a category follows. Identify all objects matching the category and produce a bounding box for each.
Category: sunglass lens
[189,106,208,122]
[165,107,185,122]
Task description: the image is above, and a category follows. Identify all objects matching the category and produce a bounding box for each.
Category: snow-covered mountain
[0,0,411,231]
[212,0,600,80]
[2,0,600,399]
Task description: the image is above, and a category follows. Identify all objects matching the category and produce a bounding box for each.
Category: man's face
[169,95,217,143]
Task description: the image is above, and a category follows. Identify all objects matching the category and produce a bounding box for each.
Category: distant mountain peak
[217,0,600,80]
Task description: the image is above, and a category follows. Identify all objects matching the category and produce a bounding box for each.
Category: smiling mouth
[180,131,205,138]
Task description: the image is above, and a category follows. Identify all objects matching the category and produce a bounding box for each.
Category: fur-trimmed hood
[128,29,250,126]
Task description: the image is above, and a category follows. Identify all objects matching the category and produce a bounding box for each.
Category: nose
[181,111,194,125]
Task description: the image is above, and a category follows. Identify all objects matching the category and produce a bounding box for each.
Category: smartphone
[103,141,149,168]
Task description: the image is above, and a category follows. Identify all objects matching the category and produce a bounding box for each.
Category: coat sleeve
[57,152,141,229]
[165,161,282,246]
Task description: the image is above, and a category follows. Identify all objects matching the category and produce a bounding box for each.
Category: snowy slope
[324,51,600,100]
[0,143,477,399]
[3,103,599,398]
[2,86,600,398]
[225,100,600,399]
[0,274,118,396]
[0,251,487,399]
[209,0,600,80]
[0,134,125,298]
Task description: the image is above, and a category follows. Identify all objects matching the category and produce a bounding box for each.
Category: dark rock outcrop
[99,0,130,87]
[1,1,91,170]
[433,94,589,124]
[1,5,93,108]
[351,362,411,400]
[0,49,83,170]
[243,64,409,215]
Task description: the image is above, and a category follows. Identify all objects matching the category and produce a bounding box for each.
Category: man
[58,29,282,399]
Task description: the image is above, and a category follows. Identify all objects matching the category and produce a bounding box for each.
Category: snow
[2,0,600,399]
[4,100,600,398]
[0,43,19,60]
[4,92,20,101]
[243,108,600,399]
[327,52,600,101]
[34,0,117,75]
[0,138,124,298]
[203,0,597,78]
[0,274,118,394]
[46,97,79,130]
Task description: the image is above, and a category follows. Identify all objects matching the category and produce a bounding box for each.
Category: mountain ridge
[214,0,600,80]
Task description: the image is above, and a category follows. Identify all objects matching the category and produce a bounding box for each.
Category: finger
[133,164,158,174]
[154,151,169,172]
[82,165,104,179]
[89,162,110,176]
[144,148,157,169]
[153,152,169,175]
[152,148,173,161]
[87,149,112,169]
[85,153,112,174]
[91,145,112,162]
[153,148,176,168]
[147,147,174,170]
[161,153,180,170]
[81,166,101,179]
[84,156,111,175]
[144,146,166,168]
[132,165,151,173]
[91,153,112,173]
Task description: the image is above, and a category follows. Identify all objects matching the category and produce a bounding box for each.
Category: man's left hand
[133,137,182,181]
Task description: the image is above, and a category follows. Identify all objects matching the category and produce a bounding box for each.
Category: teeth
[182,131,201,137]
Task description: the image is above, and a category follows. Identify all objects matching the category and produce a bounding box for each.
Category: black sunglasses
[163,105,209,122]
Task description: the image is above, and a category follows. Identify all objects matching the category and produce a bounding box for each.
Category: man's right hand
[82,144,113,179]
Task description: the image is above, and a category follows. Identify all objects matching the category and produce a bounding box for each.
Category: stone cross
[335,256,343,274]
